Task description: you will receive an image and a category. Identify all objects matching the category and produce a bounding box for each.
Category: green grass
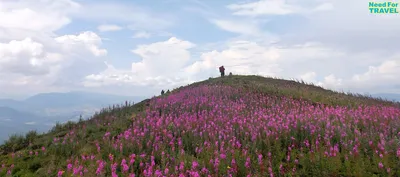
[175,75,399,107]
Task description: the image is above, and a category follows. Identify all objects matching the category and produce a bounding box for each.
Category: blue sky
[1,0,400,99]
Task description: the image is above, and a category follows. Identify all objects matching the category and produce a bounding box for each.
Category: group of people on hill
[161,89,170,95]
[160,66,230,95]
[219,66,232,77]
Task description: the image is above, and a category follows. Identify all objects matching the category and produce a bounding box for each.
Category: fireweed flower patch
[1,84,400,176]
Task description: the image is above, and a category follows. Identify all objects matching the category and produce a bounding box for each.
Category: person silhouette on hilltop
[219,65,225,77]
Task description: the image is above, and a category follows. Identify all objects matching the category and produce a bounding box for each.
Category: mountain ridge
[371,93,400,102]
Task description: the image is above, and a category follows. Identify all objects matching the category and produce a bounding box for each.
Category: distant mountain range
[0,107,49,144]
[371,93,400,102]
[0,91,145,143]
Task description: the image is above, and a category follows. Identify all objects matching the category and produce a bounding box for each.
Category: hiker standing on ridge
[219,66,225,77]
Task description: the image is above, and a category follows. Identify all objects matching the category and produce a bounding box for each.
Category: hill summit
[1,75,399,176]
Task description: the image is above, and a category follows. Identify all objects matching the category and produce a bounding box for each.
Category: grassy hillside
[0,75,399,177]
[182,75,399,107]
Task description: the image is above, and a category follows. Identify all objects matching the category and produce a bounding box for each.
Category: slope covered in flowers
[1,76,400,176]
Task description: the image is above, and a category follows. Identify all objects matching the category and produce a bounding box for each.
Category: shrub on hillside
[1,134,28,154]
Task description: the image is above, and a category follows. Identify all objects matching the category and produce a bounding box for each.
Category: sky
[0,0,400,99]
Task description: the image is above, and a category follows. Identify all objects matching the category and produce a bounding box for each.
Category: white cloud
[0,8,69,32]
[297,72,343,90]
[226,0,334,16]
[227,0,299,16]
[322,74,342,89]
[97,24,123,32]
[352,60,400,86]
[84,65,190,88]
[132,31,151,38]
[210,19,263,36]
[0,0,80,32]
[313,3,334,12]
[290,0,400,53]
[0,38,62,76]
[184,40,282,79]
[0,31,107,96]
[184,40,348,82]
[299,72,317,83]
[0,0,88,80]
[25,122,36,125]
[84,37,195,88]
[55,31,107,57]
[293,57,400,93]
[73,2,175,32]
[131,37,195,77]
